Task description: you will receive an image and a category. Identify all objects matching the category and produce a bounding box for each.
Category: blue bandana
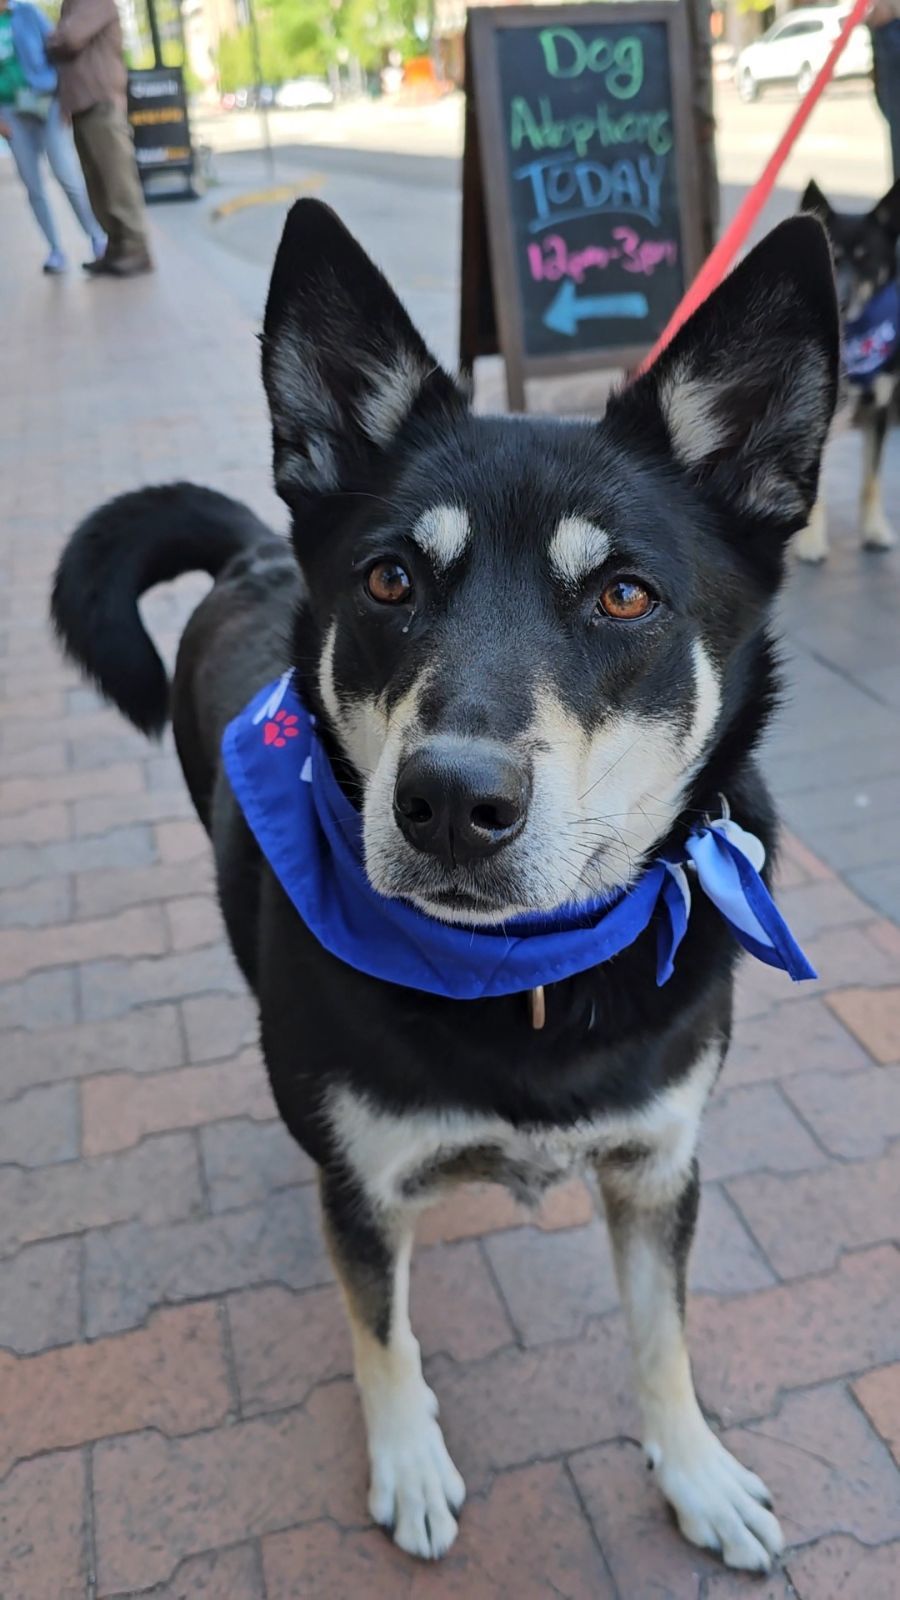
[221,674,816,1002]
[843,280,900,385]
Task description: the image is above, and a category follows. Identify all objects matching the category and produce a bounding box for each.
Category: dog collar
[222,673,816,1015]
[843,280,900,385]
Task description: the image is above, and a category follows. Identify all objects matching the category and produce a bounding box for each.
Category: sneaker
[43,249,67,275]
[91,233,107,261]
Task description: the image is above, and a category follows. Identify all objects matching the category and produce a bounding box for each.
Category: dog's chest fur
[328,1041,721,1212]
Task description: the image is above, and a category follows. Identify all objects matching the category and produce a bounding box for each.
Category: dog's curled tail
[51,482,273,737]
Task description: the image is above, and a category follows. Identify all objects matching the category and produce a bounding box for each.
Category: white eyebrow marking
[411,505,470,570]
[548,516,610,586]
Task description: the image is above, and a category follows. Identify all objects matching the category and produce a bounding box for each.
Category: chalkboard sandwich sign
[127,67,195,199]
[460,3,706,409]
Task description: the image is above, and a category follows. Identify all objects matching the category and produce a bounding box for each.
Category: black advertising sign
[127,67,193,183]
[460,4,705,408]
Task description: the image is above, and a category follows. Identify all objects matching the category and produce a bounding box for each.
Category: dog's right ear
[262,200,464,506]
[800,179,832,224]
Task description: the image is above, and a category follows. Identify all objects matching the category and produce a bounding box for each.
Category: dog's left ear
[873,177,900,235]
[262,200,464,505]
[607,217,839,536]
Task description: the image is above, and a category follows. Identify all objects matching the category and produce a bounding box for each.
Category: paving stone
[100,1544,266,1600]
[826,986,900,1064]
[0,1239,81,1354]
[734,926,899,1021]
[261,1462,614,1600]
[691,1247,900,1422]
[83,1185,333,1335]
[79,943,245,1021]
[853,1362,900,1465]
[727,1144,900,1276]
[0,1132,203,1257]
[165,894,224,952]
[0,760,143,813]
[0,965,78,1031]
[726,996,870,1087]
[92,1384,367,1594]
[181,991,258,1062]
[0,1450,87,1600]
[783,1064,900,1158]
[787,1536,900,1600]
[200,1118,315,1212]
[2,1003,185,1098]
[416,1177,594,1246]
[700,1082,826,1179]
[428,1315,636,1492]
[81,1050,273,1155]
[72,786,193,836]
[0,902,169,984]
[74,852,213,917]
[0,824,155,891]
[847,863,900,923]
[0,802,69,847]
[723,1383,900,1548]
[0,1082,79,1166]
[0,876,73,929]
[0,1303,230,1477]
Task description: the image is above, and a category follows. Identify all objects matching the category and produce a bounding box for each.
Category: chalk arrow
[542,279,649,337]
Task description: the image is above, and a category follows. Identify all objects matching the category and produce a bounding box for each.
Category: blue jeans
[873,23,900,182]
[4,97,103,255]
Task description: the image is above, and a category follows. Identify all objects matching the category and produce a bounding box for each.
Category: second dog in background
[796,178,900,562]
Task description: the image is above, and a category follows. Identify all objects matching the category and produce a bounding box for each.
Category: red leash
[636,0,874,375]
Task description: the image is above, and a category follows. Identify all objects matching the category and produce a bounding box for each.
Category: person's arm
[48,0,117,59]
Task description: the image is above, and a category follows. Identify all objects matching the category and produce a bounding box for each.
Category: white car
[274,78,334,111]
[735,6,872,102]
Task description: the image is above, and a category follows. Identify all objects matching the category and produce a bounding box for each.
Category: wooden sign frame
[459,2,707,410]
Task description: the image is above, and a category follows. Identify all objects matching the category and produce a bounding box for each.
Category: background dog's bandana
[843,280,900,385]
[222,674,816,1000]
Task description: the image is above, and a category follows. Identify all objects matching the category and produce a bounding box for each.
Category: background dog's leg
[320,1174,465,1559]
[860,406,897,550]
[794,497,829,563]
[598,1156,783,1572]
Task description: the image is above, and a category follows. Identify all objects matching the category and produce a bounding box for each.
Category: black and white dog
[51,202,838,1573]
[795,177,900,562]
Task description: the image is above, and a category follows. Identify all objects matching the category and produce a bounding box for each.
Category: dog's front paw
[648,1419,783,1573]
[367,1381,466,1559]
[861,508,897,550]
[794,504,829,563]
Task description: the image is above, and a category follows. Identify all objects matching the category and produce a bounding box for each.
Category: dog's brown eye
[366,562,412,605]
[597,578,655,621]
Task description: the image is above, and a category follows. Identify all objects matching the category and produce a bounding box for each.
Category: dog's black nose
[393,742,530,867]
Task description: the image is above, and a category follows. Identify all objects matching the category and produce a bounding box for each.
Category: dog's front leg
[794,497,829,562]
[860,405,897,550]
[320,1173,465,1559]
[598,1155,783,1572]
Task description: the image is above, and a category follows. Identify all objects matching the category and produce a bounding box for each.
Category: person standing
[870,0,900,181]
[48,0,153,276]
[0,0,105,272]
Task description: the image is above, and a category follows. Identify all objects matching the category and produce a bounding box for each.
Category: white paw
[648,1422,783,1573]
[367,1382,466,1560]
[861,510,897,550]
[794,518,829,564]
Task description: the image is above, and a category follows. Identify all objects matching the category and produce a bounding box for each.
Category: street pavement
[1,92,899,1600]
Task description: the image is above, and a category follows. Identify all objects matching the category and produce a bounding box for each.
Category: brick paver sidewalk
[1,167,899,1600]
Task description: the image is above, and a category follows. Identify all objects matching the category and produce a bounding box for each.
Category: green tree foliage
[215,0,426,92]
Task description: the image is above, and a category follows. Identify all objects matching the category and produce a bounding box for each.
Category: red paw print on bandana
[263,709,299,748]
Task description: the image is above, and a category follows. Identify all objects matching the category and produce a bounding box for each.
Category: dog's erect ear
[607,217,839,536]
[800,179,832,224]
[873,177,900,236]
[262,200,464,504]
